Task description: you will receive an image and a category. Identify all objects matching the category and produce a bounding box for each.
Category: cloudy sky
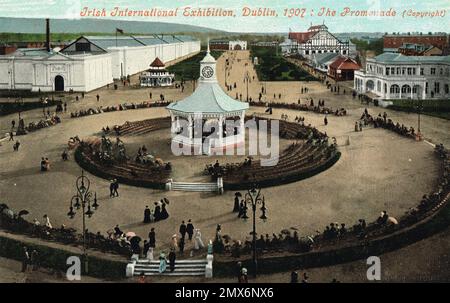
[0,0,448,32]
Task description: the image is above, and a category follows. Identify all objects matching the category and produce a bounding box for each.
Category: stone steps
[171,182,219,192]
[128,259,208,276]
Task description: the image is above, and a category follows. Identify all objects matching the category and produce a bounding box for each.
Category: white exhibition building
[0,35,200,93]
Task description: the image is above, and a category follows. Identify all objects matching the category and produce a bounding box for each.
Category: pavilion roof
[150,57,165,68]
[166,82,248,116]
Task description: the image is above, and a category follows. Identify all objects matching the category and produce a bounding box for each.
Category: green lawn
[167,50,222,81]
[388,99,450,120]
[250,46,318,81]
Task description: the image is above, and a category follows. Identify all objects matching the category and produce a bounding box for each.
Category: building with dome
[166,45,249,154]
[139,57,175,87]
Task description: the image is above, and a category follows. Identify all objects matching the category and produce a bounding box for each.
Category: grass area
[388,99,450,120]
[166,50,222,81]
[250,46,318,81]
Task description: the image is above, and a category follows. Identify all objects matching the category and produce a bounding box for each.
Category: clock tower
[199,43,217,83]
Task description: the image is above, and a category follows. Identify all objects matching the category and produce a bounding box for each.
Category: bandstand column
[218,115,224,144]
[240,112,245,134]
[170,113,175,133]
[188,114,193,139]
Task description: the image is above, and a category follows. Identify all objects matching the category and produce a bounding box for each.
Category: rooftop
[371,53,450,64]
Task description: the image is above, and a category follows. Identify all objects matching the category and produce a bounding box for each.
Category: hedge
[0,234,127,280]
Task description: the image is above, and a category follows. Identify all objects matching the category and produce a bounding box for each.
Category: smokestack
[46,18,50,52]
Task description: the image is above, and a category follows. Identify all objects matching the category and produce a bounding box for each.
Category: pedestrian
[148,228,156,248]
[160,200,169,220]
[143,240,150,259]
[30,249,39,271]
[194,228,204,250]
[109,180,115,198]
[13,140,20,151]
[324,115,328,126]
[236,262,242,282]
[290,271,298,283]
[179,237,185,254]
[43,214,52,229]
[154,202,161,221]
[9,131,14,141]
[96,94,100,102]
[11,120,15,129]
[21,246,30,272]
[239,268,248,283]
[233,194,240,212]
[168,248,176,272]
[144,206,151,223]
[186,219,194,241]
[179,221,187,240]
[158,252,167,273]
[302,272,309,283]
[112,179,119,197]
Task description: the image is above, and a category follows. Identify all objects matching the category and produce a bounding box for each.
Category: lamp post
[241,185,267,278]
[225,58,229,88]
[15,97,23,120]
[244,71,250,102]
[67,170,98,274]
[416,97,423,140]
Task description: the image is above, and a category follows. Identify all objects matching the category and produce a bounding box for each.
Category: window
[407,68,412,75]
[434,82,440,94]
[75,42,91,52]
[431,68,436,75]
[445,84,449,94]
[386,68,390,76]
[420,68,424,75]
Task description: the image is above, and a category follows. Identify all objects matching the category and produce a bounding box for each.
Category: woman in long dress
[160,201,169,220]
[158,252,167,273]
[194,229,204,250]
[154,202,161,221]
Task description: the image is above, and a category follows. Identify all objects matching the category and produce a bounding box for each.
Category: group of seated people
[222,144,450,257]
[360,110,416,139]
[0,205,133,257]
[248,100,347,117]
[26,115,61,133]
[70,101,171,118]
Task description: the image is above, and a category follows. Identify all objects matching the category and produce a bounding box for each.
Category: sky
[0,0,448,33]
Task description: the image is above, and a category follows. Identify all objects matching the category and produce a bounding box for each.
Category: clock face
[201,66,214,78]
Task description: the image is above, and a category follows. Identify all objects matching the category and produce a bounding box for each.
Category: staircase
[126,257,213,277]
[170,181,219,193]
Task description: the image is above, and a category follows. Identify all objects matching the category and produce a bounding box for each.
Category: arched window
[401,84,411,94]
[390,84,400,94]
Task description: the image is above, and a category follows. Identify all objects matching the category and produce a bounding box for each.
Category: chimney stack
[46,18,50,52]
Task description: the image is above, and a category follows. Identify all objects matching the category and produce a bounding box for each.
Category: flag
[116,28,124,34]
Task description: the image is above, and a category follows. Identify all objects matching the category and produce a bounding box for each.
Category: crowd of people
[357,109,417,139]
[70,101,171,119]
[143,199,170,223]
[217,143,449,258]
[249,100,347,117]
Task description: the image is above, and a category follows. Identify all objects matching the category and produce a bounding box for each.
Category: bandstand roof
[166,47,248,117]
[166,82,249,117]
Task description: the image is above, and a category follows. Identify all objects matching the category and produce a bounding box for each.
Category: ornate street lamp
[67,170,98,274]
[242,184,267,278]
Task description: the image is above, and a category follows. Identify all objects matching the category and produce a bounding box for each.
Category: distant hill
[0,17,225,35]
